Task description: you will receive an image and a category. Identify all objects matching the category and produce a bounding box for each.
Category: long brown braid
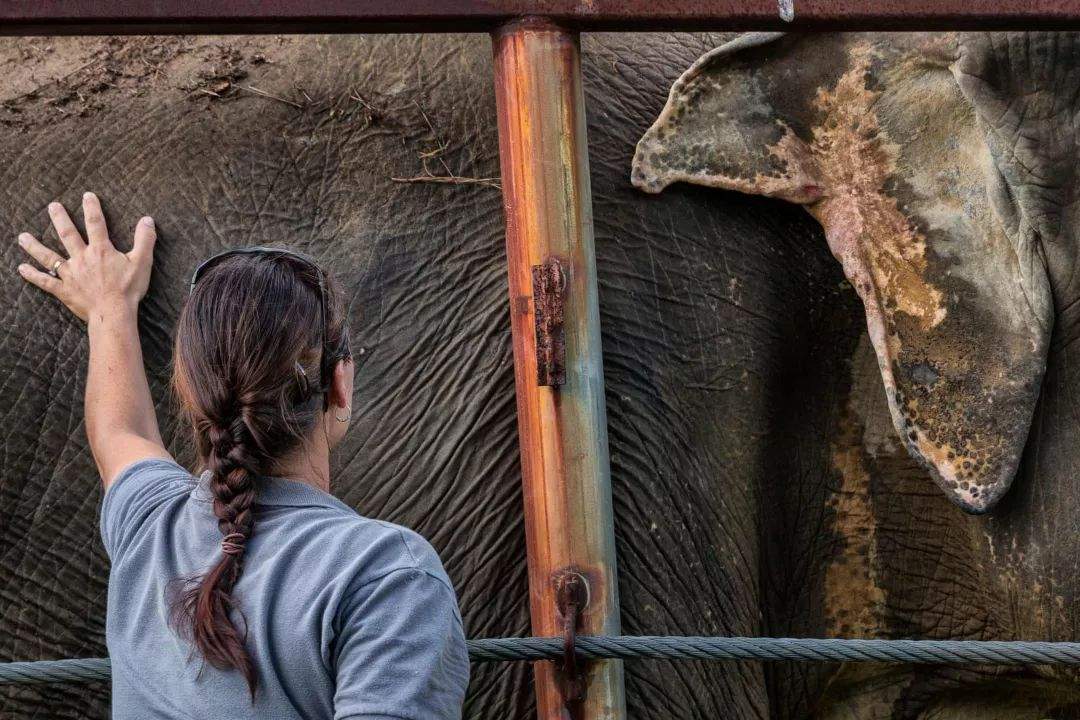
[169,252,350,697]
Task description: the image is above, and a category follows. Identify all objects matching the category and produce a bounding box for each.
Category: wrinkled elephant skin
[634,32,1067,514]
[0,33,858,720]
[5,32,1080,720]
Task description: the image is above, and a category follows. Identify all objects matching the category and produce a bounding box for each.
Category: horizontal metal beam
[5,0,1080,35]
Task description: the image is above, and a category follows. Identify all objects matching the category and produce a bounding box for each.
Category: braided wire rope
[7,636,1080,685]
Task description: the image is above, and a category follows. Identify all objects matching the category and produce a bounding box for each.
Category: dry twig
[239,84,304,108]
[391,174,501,189]
[390,100,500,190]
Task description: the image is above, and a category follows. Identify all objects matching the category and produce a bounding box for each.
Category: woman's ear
[330,358,354,412]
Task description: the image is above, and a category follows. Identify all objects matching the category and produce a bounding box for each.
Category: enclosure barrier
[6,3,1080,719]
[8,636,1080,686]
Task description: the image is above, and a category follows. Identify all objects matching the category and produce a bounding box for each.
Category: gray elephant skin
[0,32,1074,720]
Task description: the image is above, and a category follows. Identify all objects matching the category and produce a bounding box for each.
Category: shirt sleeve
[99,457,192,561]
[332,567,470,720]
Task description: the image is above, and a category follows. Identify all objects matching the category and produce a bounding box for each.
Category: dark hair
[169,251,351,696]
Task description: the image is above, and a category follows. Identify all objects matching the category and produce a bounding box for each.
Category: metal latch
[531,257,566,387]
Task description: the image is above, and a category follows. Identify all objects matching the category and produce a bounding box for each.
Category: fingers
[17,263,63,297]
[48,201,86,257]
[129,216,156,263]
[82,191,110,246]
[17,232,66,276]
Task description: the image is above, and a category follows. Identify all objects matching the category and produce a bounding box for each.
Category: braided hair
[169,252,350,697]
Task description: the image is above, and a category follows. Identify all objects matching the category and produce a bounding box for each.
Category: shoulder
[332,520,464,639]
[103,456,194,513]
[100,457,195,559]
[309,513,463,635]
[264,490,454,593]
[106,456,193,491]
[329,514,454,594]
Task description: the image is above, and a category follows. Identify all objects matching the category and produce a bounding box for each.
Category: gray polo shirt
[100,458,469,719]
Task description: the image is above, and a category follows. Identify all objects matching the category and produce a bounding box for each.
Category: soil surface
[0,35,288,130]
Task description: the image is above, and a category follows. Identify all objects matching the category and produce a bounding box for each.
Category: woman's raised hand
[16,192,156,322]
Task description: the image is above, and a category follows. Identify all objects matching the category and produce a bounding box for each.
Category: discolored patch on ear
[802,41,946,332]
[804,38,1048,512]
[633,33,1052,513]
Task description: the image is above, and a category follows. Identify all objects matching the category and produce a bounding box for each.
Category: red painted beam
[4,0,1080,35]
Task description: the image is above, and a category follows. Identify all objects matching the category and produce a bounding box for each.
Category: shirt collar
[192,469,352,512]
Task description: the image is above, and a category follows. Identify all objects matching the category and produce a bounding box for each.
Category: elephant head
[632,32,1076,513]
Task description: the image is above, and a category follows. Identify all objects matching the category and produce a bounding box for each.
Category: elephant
[1,29,1074,720]
[634,31,1080,718]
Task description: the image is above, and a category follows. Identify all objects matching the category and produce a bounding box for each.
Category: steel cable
[7,636,1080,685]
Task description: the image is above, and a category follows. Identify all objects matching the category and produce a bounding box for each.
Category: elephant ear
[633,32,1053,513]
[632,32,830,204]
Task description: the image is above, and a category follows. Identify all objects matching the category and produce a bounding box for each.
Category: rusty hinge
[531,257,566,387]
[554,570,590,705]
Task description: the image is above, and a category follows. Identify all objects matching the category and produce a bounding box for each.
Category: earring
[335,406,352,423]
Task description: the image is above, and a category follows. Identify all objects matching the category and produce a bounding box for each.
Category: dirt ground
[0,35,294,130]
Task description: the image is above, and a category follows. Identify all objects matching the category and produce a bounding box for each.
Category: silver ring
[48,259,65,278]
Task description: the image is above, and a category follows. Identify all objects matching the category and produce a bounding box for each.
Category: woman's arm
[17,192,170,489]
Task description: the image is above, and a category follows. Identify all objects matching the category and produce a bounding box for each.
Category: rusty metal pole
[492,18,626,720]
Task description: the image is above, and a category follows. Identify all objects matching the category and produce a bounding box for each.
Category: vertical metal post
[491,18,626,720]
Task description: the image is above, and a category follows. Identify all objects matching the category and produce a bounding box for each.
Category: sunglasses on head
[189,246,350,398]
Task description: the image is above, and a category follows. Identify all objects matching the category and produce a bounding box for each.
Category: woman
[16,193,469,718]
